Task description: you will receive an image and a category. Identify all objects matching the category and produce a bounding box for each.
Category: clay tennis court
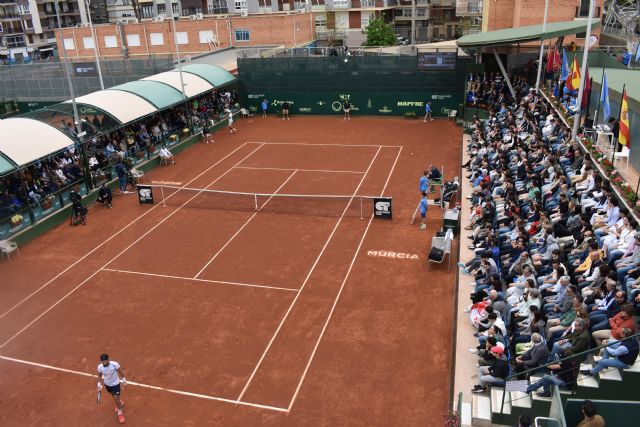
[0,116,461,426]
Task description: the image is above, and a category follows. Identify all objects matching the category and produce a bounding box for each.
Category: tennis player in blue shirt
[419,170,429,194]
[419,191,428,229]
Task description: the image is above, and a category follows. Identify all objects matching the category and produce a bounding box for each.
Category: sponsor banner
[373,197,392,219]
[138,185,154,204]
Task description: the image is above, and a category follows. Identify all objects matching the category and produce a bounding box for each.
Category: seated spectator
[581,328,639,376]
[525,348,579,397]
[576,400,605,427]
[96,183,112,208]
[471,345,509,393]
[515,333,549,378]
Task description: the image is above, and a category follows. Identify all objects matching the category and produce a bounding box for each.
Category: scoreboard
[417,52,457,71]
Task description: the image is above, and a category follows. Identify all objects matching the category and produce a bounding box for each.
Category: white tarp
[68,90,157,124]
[143,71,213,98]
[0,118,76,166]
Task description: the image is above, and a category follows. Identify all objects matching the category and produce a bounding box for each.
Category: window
[175,32,188,45]
[416,8,426,17]
[199,30,214,44]
[361,13,370,28]
[234,0,247,11]
[333,0,348,7]
[83,36,95,49]
[141,4,153,19]
[150,32,164,45]
[18,4,30,14]
[104,35,117,48]
[63,38,75,50]
[6,35,27,49]
[234,29,250,42]
[315,16,327,28]
[127,34,141,47]
[577,0,589,17]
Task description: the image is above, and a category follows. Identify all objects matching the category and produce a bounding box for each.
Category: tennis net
[148,184,386,218]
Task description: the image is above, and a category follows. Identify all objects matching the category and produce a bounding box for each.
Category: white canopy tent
[0,118,76,167]
[67,90,157,124]
[142,71,214,98]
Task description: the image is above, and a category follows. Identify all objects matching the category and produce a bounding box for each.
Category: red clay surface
[0,116,461,426]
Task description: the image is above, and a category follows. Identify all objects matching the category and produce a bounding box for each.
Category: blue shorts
[420,211,427,219]
[105,383,121,396]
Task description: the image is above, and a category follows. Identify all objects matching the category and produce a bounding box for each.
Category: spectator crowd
[0,88,238,229]
[460,72,639,401]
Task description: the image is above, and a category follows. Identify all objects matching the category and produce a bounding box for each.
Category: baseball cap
[490,346,504,355]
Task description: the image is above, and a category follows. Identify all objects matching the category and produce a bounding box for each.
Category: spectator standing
[423,101,433,122]
[343,99,351,120]
[282,101,290,120]
[576,400,605,427]
[261,99,269,118]
[115,160,130,194]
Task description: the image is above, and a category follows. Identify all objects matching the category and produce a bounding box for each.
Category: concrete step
[472,394,492,427]
[599,368,622,381]
[491,387,511,415]
[625,358,640,373]
[510,391,532,409]
[460,401,472,427]
[577,364,599,388]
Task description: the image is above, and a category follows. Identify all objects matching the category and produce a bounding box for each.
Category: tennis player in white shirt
[97,354,127,424]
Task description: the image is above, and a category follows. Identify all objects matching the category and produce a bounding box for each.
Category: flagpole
[611,83,626,162]
[535,0,550,93]
[584,76,593,119]
[571,0,595,141]
[593,67,605,128]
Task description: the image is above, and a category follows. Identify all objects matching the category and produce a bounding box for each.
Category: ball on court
[411,152,414,155]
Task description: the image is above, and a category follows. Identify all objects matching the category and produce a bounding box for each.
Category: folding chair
[427,229,454,271]
[0,240,20,261]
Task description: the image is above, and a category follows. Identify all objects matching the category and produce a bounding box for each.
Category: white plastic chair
[0,240,19,261]
[427,229,454,271]
[613,146,630,169]
[448,110,458,121]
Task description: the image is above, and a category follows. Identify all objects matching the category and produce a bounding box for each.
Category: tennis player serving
[97,354,127,424]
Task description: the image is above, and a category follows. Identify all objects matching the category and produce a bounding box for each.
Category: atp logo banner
[138,185,154,205]
[373,197,392,219]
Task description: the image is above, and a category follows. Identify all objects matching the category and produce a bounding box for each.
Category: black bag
[429,247,444,261]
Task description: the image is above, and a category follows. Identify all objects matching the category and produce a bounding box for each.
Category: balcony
[0,0,18,5]
[431,0,455,7]
[456,1,481,16]
[0,12,21,19]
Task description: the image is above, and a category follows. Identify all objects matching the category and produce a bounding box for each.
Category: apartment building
[454,0,480,36]
[0,0,90,62]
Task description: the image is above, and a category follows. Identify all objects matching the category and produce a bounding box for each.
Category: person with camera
[70,189,86,225]
[97,183,112,208]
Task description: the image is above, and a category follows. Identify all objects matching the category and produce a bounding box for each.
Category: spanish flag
[566,57,581,91]
[619,88,631,147]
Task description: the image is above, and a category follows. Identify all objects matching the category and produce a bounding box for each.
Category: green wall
[238,56,476,117]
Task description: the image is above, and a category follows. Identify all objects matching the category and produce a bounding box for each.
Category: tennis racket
[409,201,421,224]
[97,389,101,404]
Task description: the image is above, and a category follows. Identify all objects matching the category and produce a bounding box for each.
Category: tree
[363,18,396,47]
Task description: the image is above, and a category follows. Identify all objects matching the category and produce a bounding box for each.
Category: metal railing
[499,331,640,414]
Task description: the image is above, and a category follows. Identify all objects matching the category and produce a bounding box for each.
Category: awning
[67,90,157,124]
[111,80,185,110]
[142,71,213,98]
[180,64,236,88]
[0,118,76,167]
[456,20,601,48]
[38,47,55,52]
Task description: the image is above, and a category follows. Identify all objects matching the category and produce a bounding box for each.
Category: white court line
[247,141,402,148]
[100,268,298,293]
[0,142,256,319]
[236,146,382,402]
[193,169,298,279]
[0,355,288,413]
[0,145,265,349]
[287,146,403,411]
[234,166,365,174]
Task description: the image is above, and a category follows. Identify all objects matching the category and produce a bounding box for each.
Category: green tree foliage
[364,18,397,47]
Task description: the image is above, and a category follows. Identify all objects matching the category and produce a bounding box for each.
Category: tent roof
[111,80,185,110]
[142,71,213,98]
[0,118,75,166]
[67,90,157,124]
[457,20,601,48]
[180,64,236,88]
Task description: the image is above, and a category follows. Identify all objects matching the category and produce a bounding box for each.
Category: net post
[254,194,258,211]
[160,185,166,207]
[360,196,363,219]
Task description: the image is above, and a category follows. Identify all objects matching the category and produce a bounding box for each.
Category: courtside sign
[138,185,154,204]
[373,198,392,219]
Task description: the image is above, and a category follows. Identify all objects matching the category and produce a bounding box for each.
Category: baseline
[0,144,266,348]
[0,142,255,319]
[101,268,298,292]
[0,355,288,413]
[236,146,382,402]
[287,145,403,411]
[246,141,402,148]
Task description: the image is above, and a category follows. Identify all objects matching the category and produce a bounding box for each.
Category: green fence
[238,56,477,117]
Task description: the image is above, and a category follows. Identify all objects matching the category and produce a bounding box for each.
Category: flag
[560,49,569,82]
[581,66,591,108]
[619,89,631,147]
[553,48,561,72]
[600,71,611,121]
[567,56,581,91]
[546,48,555,74]
[635,45,640,62]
